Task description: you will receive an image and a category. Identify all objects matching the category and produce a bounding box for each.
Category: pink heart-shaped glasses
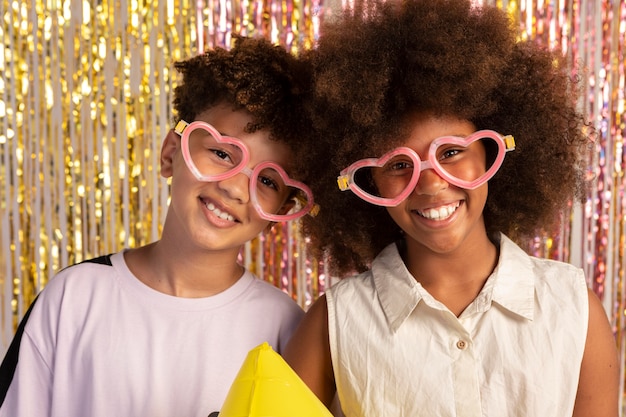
[337,130,515,207]
[175,120,317,221]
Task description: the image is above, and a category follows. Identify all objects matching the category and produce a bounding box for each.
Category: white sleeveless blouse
[326,234,588,417]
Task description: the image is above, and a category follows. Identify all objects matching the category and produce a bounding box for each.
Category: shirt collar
[372,233,535,333]
[489,234,535,321]
[372,243,422,333]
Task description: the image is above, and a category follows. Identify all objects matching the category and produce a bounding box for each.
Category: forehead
[365,112,478,157]
[400,113,477,152]
[194,104,293,168]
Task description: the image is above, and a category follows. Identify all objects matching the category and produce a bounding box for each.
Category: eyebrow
[444,132,475,138]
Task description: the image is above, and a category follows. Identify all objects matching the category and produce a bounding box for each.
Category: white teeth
[206,203,235,222]
[417,202,460,220]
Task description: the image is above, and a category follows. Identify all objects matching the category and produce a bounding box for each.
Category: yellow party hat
[219,342,334,417]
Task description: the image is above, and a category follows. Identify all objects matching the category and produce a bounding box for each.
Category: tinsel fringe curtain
[1,0,625,407]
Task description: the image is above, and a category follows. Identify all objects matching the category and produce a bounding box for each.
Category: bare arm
[572,288,619,417]
[283,294,337,407]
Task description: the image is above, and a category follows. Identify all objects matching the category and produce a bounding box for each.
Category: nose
[217,171,251,203]
[414,167,449,196]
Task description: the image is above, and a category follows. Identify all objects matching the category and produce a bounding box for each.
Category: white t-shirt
[327,234,588,417]
[0,251,304,417]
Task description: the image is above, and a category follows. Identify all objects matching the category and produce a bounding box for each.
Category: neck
[403,233,499,317]
[124,241,245,298]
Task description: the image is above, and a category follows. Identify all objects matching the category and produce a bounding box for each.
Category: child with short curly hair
[284,1,619,415]
[0,36,317,416]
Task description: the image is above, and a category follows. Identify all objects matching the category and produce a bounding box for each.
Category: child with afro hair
[283,1,619,416]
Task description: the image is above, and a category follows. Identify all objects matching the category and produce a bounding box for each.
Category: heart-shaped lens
[181,121,250,182]
[340,147,421,207]
[249,162,315,222]
[428,130,506,189]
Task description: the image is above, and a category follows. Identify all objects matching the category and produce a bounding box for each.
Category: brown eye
[258,174,280,191]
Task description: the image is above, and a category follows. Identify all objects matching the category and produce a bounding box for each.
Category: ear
[160,130,180,178]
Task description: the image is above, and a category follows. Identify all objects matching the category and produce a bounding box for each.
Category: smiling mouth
[415,202,460,221]
[205,201,236,222]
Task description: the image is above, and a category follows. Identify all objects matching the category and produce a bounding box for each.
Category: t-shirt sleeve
[0,297,53,416]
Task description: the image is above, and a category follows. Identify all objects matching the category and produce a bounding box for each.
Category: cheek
[372,172,404,199]
[468,184,489,212]
[170,162,202,194]
[384,204,410,226]
[270,192,295,215]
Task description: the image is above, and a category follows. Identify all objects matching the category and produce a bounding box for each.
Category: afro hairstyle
[301,0,591,275]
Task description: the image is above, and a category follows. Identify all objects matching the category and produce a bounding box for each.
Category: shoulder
[495,235,588,321]
[500,234,585,283]
[39,253,119,296]
[327,247,394,297]
[326,243,401,301]
[34,252,115,290]
[526,256,587,293]
[9,254,124,364]
[526,254,587,294]
[56,253,116,275]
[244,276,304,315]
[76,254,115,267]
[325,270,375,304]
[26,253,122,319]
[51,253,117,280]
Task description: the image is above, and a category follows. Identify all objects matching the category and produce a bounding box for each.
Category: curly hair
[171,35,316,182]
[301,0,591,275]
